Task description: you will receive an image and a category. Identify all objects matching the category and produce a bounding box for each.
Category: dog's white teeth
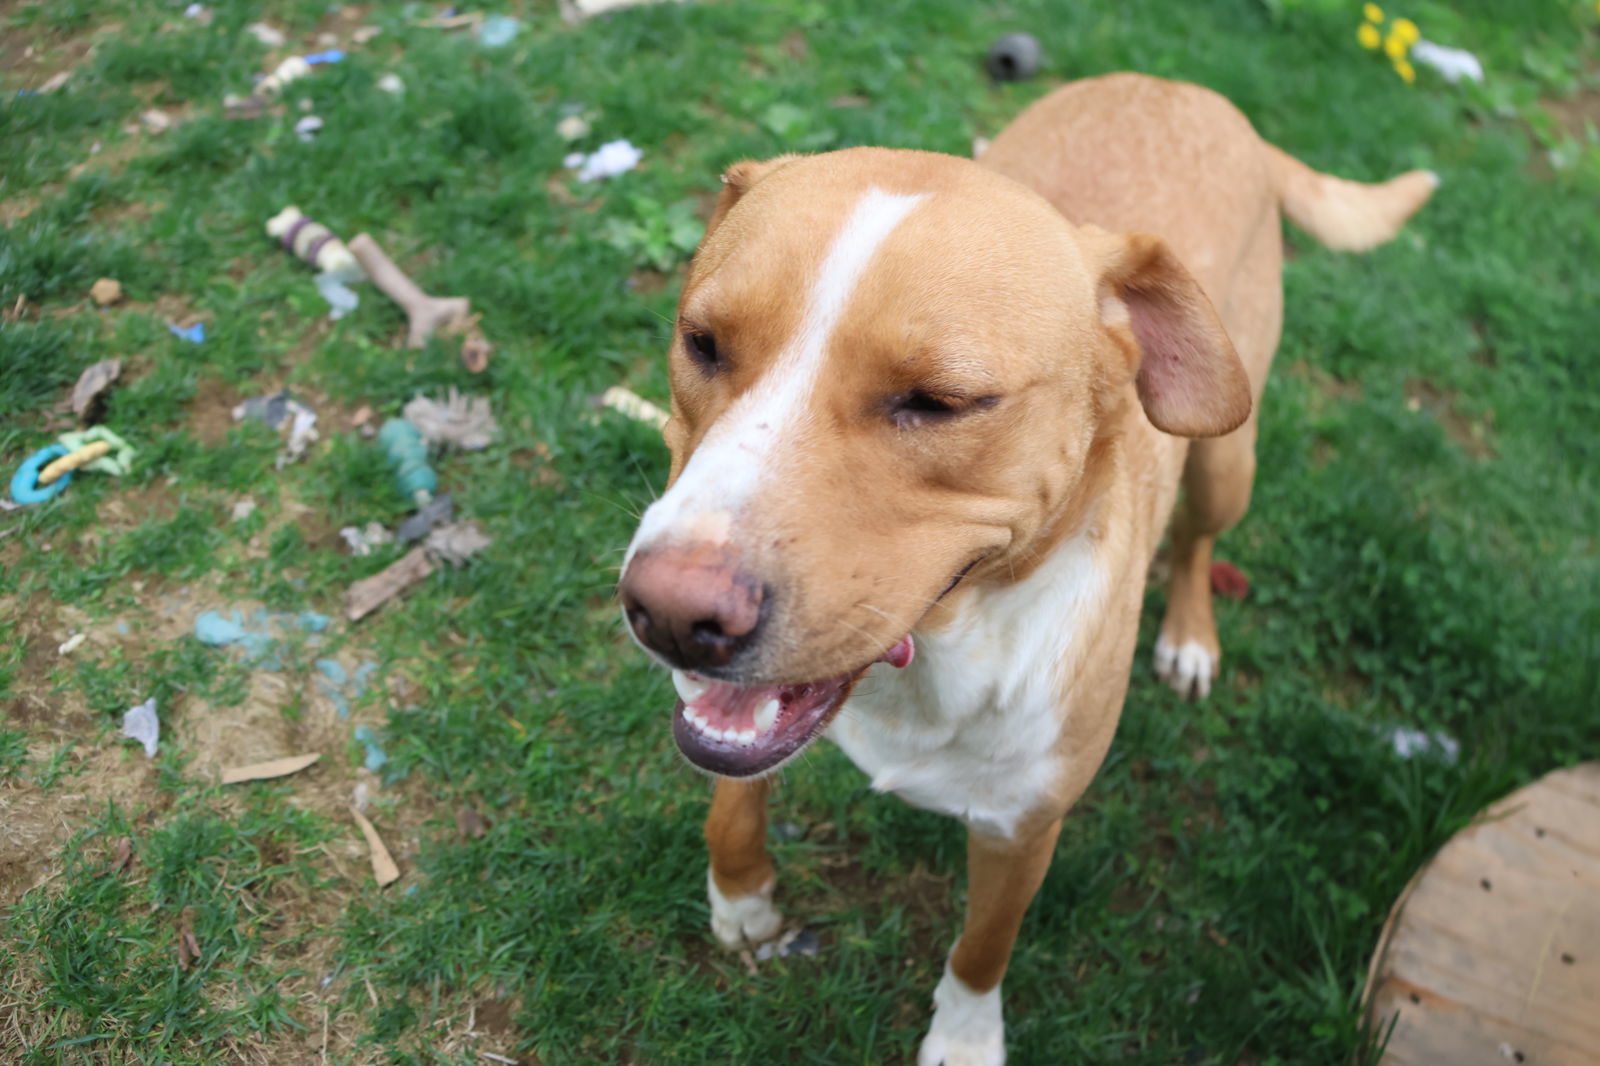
[673,670,708,704]
[734,729,756,745]
[753,698,780,733]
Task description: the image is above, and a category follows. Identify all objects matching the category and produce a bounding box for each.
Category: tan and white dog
[618,73,1434,1065]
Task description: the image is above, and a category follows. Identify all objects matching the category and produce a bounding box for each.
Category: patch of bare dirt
[0,13,106,92]
[188,376,245,445]
[1404,377,1495,460]
[1527,89,1600,181]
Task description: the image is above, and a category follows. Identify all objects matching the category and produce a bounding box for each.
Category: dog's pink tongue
[878,634,915,669]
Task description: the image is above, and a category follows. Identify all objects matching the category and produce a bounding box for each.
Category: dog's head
[619,148,1248,776]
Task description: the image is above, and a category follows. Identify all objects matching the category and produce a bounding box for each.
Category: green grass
[3,0,1598,1063]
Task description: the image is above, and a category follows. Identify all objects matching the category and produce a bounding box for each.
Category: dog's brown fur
[630,73,1434,1063]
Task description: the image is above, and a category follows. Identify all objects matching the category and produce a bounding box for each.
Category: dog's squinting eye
[889,390,996,428]
[683,331,721,374]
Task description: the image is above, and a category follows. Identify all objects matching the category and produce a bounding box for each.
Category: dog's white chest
[827,535,1107,839]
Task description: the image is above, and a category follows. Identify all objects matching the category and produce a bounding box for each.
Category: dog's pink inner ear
[1089,230,1252,439]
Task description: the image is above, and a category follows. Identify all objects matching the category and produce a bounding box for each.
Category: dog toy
[10,427,136,505]
[347,234,470,346]
[984,33,1042,81]
[266,206,361,277]
[594,386,669,430]
[377,418,438,506]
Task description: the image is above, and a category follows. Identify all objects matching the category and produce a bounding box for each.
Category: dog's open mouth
[670,635,915,777]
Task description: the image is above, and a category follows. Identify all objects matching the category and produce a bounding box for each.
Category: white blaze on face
[629,187,927,558]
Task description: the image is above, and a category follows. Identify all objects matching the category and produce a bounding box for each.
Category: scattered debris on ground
[425,519,491,567]
[220,752,322,784]
[88,278,123,307]
[119,698,160,758]
[350,806,400,886]
[346,546,434,621]
[396,493,452,544]
[404,390,498,451]
[69,359,121,422]
[565,139,643,182]
[341,521,395,556]
[233,389,320,466]
[754,927,821,961]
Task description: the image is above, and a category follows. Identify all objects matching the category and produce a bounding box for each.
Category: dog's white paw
[917,967,1005,1066]
[706,867,782,948]
[1154,635,1216,700]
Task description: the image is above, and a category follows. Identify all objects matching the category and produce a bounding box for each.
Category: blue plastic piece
[352,660,379,696]
[477,14,520,47]
[194,609,247,645]
[169,322,206,343]
[297,611,331,632]
[316,659,347,685]
[353,725,388,772]
[303,49,346,64]
[11,445,71,504]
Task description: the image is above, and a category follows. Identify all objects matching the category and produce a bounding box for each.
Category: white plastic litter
[58,633,87,656]
[377,72,405,95]
[294,115,324,143]
[245,22,288,47]
[340,522,394,557]
[231,498,257,522]
[1411,40,1484,84]
[567,139,643,182]
[184,4,207,18]
[121,698,160,759]
[1386,726,1461,763]
[282,404,319,466]
[315,271,360,319]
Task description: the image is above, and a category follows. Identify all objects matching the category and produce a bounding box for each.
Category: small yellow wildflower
[1394,58,1416,83]
[1358,22,1381,49]
[1391,17,1420,44]
[1364,3,1384,23]
[1384,32,1408,60]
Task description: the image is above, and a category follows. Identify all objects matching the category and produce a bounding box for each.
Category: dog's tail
[1267,144,1438,253]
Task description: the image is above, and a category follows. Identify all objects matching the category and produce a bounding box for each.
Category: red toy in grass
[1210,560,1250,600]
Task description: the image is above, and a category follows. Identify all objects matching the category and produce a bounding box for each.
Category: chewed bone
[348,233,471,349]
[266,206,361,278]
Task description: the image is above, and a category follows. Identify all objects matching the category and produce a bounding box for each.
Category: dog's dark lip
[670,634,914,778]
[938,553,989,601]
[670,679,857,778]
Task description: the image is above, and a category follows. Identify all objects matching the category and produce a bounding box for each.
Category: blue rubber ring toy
[11,444,72,504]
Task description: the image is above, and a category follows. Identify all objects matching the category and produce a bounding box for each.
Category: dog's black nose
[619,545,767,670]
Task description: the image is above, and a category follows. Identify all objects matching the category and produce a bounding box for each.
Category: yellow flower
[1394,58,1416,83]
[1364,3,1384,22]
[1384,32,1409,59]
[1358,22,1382,49]
[1391,17,1420,43]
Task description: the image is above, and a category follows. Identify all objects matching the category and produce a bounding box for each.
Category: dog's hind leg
[919,819,1063,1066]
[704,777,783,948]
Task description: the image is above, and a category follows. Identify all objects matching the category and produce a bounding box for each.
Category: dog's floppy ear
[704,155,802,236]
[1079,226,1251,439]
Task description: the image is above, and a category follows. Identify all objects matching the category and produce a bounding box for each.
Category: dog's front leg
[919,818,1063,1066]
[704,776,783,948]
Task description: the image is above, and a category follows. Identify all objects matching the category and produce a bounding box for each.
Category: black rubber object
[984,32,1042,82]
